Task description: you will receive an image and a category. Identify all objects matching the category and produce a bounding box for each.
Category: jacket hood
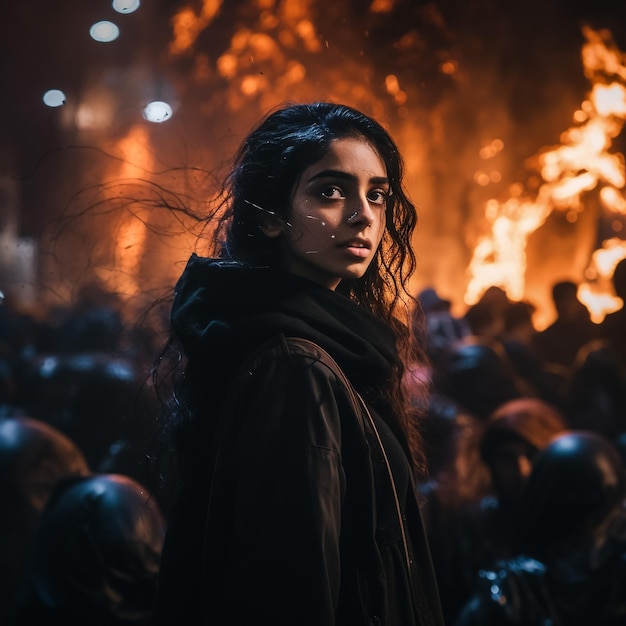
[171,254,400,392]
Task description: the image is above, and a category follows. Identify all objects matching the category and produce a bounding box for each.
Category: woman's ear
[258,215,285,239]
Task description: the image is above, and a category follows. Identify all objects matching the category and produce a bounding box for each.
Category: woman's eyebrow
[307,169,389,185]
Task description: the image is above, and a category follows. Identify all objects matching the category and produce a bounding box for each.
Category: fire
[578,237,626,323]
[168,0,385,116]
[47,5,626,330]
[466,196,552,303]
[210,0,323,111]
[466,26,626,324]
[170,0,223,56]
[94,127,154,300]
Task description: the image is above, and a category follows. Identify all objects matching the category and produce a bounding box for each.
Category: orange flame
[95,126,154,299]
[170,0,223,56]
[209,0,323,111]
[466,27,626,322]
[578,237,626,322]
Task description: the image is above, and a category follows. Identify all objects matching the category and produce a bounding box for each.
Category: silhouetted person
[418,394,488,498]
[15,473,165,626]
[433,336,532,421]
[500,300,536,348]
[564,339,626,441]
[463,286,511,344]
[471,398,568,558]
[456,431,626,626]
[532,280,597,368]
[419,397,491,626]
[498,300,562,402]
[0,416,90,626]
[430,397,567,624]
[415,287,470,370]
[599,257,626,364]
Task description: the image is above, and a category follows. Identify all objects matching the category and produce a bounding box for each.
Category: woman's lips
[340,239,371,258]
[344,245,370,258]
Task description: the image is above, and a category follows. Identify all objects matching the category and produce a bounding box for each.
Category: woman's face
[263,136,389,290]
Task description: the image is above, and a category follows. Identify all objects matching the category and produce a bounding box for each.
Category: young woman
[151,102,444,626]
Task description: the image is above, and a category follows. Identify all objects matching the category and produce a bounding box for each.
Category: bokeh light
[142,101,173,123]
[42,89,66,107]
[90,21,120,42]
[112,0,140,14]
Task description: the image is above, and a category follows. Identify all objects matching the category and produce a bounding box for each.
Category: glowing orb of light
[143,101,173,123]
[113,0,140,13]
[90,21,120,42]
[43,89,66,107]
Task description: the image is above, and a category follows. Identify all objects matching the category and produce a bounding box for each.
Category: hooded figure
[151,103,445,626]
[153,255,442,625]
[16,473,165,626]
[433,338,533,421]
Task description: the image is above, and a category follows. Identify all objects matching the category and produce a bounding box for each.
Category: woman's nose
[346,195,374,226]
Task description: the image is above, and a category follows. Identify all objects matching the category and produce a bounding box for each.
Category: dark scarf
[171,254,401,398]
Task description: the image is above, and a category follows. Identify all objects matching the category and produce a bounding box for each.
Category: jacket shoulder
[241,334,350,383]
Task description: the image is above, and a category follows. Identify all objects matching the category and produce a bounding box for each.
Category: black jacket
[151,255,444,626]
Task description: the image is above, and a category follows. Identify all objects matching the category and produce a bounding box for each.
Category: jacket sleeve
[202,344,349,626]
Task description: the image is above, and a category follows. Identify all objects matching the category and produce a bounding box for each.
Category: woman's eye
[368,189,389,205]
[320,186,344,200]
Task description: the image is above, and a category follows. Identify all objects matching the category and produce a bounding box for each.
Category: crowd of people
[1,260,625,626]
[0,284,168,625]
[1,101,625,625]
[409,260,626,625]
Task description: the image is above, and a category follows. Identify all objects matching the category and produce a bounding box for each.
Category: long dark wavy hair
[159,102,428,477]
[217,102,417,321]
